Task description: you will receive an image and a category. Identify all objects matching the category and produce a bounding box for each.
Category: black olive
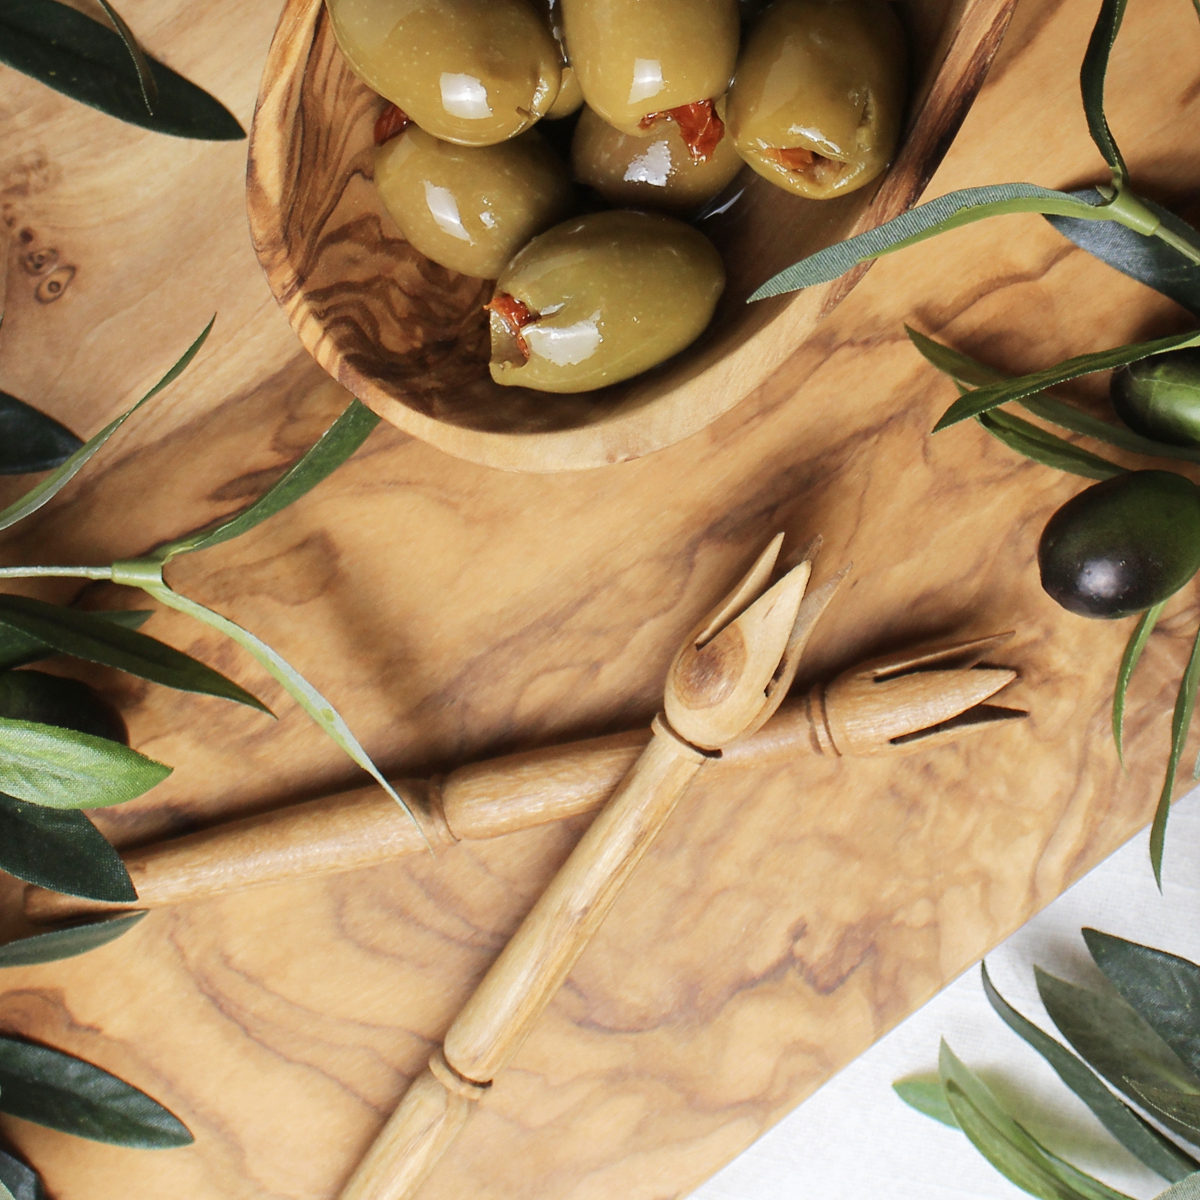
[1038,470,1200,619]
[1111,348,1200,448]
[0,670,128,744]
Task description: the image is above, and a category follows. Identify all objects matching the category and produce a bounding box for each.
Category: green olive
[1038,471,1200,619]
[375,126,574,278]
[726,0,906,200]
[327,0,563,146]
[571,104,743,213]
[534,0,585,119]
[1111,348,1200,448]
[0,670,128,744]
[488,209,725,393]
[560,0,740,136]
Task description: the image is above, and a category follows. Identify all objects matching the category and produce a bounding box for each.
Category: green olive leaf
[0,318,213,534]
[1150,624,1200,888]
[0,608,150,672]
[94,0,155,114]
[0,718,170,809]
[1129,1087,1200,1144]
[1115,603,1166,766]
[940,1042,1134,1200]
[1083,930,1200,1077]
[110,560,421,835]
[1154,1173,1200,1200]
[0,914,144,969]
[154,398,380,562]
[1046,190,1200,317]
[1080,0,1128,188]
[893,1077,959,1128]
[976,410,1126,480]
[0,1035,191,1147]
[0,0,242,140]
[0,593,268,713]
[0,393,82,476]
[983,963,1198,1182]
[0,795,134,901]
[0,1144,44,1200]
[933,330,1200,433]
[907,326,1200,462]
[748,185,1110,301]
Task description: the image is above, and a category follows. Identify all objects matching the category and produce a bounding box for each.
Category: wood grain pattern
[245,0,1017,471]
[1,0,1200,1198]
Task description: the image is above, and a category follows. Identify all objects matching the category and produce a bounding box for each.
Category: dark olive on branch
[1111,347,1200,448]
[1038,470,1200,619]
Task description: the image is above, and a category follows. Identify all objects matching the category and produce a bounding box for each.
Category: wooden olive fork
[327,535,1024,1200]
[25,603,1025,926]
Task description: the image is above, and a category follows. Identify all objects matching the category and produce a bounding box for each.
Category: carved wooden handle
[336,718,708,1200]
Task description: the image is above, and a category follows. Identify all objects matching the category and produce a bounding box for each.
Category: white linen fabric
[694,786,1200,1200]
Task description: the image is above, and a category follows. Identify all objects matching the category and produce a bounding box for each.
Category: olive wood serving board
[0,0,1198,1197]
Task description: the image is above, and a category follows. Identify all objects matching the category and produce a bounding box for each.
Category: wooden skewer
[333,538,1025,1200]
[24,630,1023,924]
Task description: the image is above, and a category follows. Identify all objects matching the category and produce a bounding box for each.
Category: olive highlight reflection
[488,210,726,393]
[326,0,909,393]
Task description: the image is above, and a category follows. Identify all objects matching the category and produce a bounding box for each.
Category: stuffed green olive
[534,0,585,119]
[726,0,906,200]
[375,126,574,278]
[1111,348,1200,448]
[487,210,725,393]
[1038,471,1200,619]
[327,0,563,145]
[571,105,743,213]
[560,0,740,139]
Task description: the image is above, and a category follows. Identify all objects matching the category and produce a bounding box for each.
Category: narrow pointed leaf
[0,914,144,969]
[0,718,170,809]
[984,963,1197,1181]
[0,608,150,672]
[894,1078,958,1127]
[749,185,1109,300]
[0,0,242,140]
[0,393,82,475]
[123,571,420,832]
[0,1036,191,1147]
[0,593,268,712]
[977,410,1126,479]
[0,795,134,901]
[908,327,1200,462]
[1115,604,1166,764]
[0,319,213,533]
[1155,1173,1200,1200]
[156,398,380,562]
[1131,1087,1200,1142]
[1047,190,1200,316]
[934,331,1200,432]
[0,1145,44,1200]
[944,1081,1096,1200]
[1080,0,1128,186]
[1084,931,1200,1079]
[94,0,155,113]
[1150,624,1200,887]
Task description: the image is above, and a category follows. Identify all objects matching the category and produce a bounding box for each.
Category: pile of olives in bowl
[325,0,908,395]
[1038,350,1200,620]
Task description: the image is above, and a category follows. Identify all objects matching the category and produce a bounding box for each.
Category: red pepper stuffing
[765,146,821,171]
[639,99,725,163]
[374,103,411,146]
[484,292,537,360]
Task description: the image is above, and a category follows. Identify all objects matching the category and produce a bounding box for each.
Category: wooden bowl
[247,0,1015,472]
